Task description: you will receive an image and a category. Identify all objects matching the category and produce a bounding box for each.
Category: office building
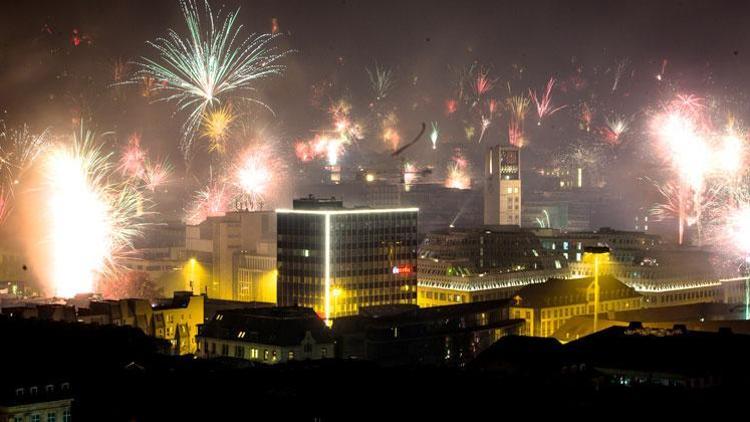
[417,226,567,307]
[484,145,521,226]
[276,196,418,321]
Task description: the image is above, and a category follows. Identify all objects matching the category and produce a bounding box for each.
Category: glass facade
[277,208,418,319]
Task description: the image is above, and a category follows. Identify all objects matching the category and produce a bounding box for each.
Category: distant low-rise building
[197,306,335,364]
[510,275,642,337]
[0,380,73,422]
[333,300,523,367]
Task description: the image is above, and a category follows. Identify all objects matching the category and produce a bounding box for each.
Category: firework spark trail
[611,58,629,92]
[46,126,145,297]
[366,64,395,101]
[506,95,529,148]
[477,99,499,144]
[132,0,290,157]
[473,67,497,105]
[201,103,235,153]
[429,122,439,150]
[529,77,567,125]
[579,102,593,132]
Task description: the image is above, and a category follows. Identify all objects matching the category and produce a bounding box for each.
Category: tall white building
[484,145,521,226]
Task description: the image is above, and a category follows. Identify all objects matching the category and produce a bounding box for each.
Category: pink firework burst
[119,134,146,178]
[529,77,567,125]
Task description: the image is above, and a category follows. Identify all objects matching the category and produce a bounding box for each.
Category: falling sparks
[132,0,290,157]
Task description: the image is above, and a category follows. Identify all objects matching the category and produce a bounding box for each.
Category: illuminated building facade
[197,306,335,364]
[484,145,521,226]
[417,226,567,307]
[185,210,276,301]
[509,276,642,337]
[277,196,418,321]
[233,254,277,303]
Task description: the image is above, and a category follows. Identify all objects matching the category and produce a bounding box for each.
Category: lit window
[563,241,569,250]
[288,351,295,360]
[507,187,513,194]
[303,249,310,257]
[576,253,582,261]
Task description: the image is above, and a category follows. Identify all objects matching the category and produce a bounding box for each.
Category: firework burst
[445,150,470,189]
[141,157,174,192]
[45,126,145,297]
[0,124,51,223]
[201,104,236,153]
[366,64,395,101]
[185,179,229,225]
[529,77,566,125]
[133,0,290,157]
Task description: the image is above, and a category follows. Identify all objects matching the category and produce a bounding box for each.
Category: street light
[583,246,610,333]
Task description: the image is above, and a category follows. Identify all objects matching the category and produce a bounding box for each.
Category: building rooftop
[512,275,640,308]
[199,306,334,346]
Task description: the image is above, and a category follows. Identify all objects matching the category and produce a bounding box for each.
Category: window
[288,351,295,360]
[15,388,23,397]
[32,415,41,422]
[48,413,57,422]
[62,410,71,422]
[46,385,54,393]
[321,348,328,358]
[30,386,38,395]
[263,350,269,361]
[251,348,259,359]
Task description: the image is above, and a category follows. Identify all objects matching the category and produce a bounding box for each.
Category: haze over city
[1,1,750,420]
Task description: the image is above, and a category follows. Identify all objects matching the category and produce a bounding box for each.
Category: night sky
[2,0,750,231]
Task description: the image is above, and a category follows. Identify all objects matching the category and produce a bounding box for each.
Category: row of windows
[12,410,71,422]
[205,341,328,360]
